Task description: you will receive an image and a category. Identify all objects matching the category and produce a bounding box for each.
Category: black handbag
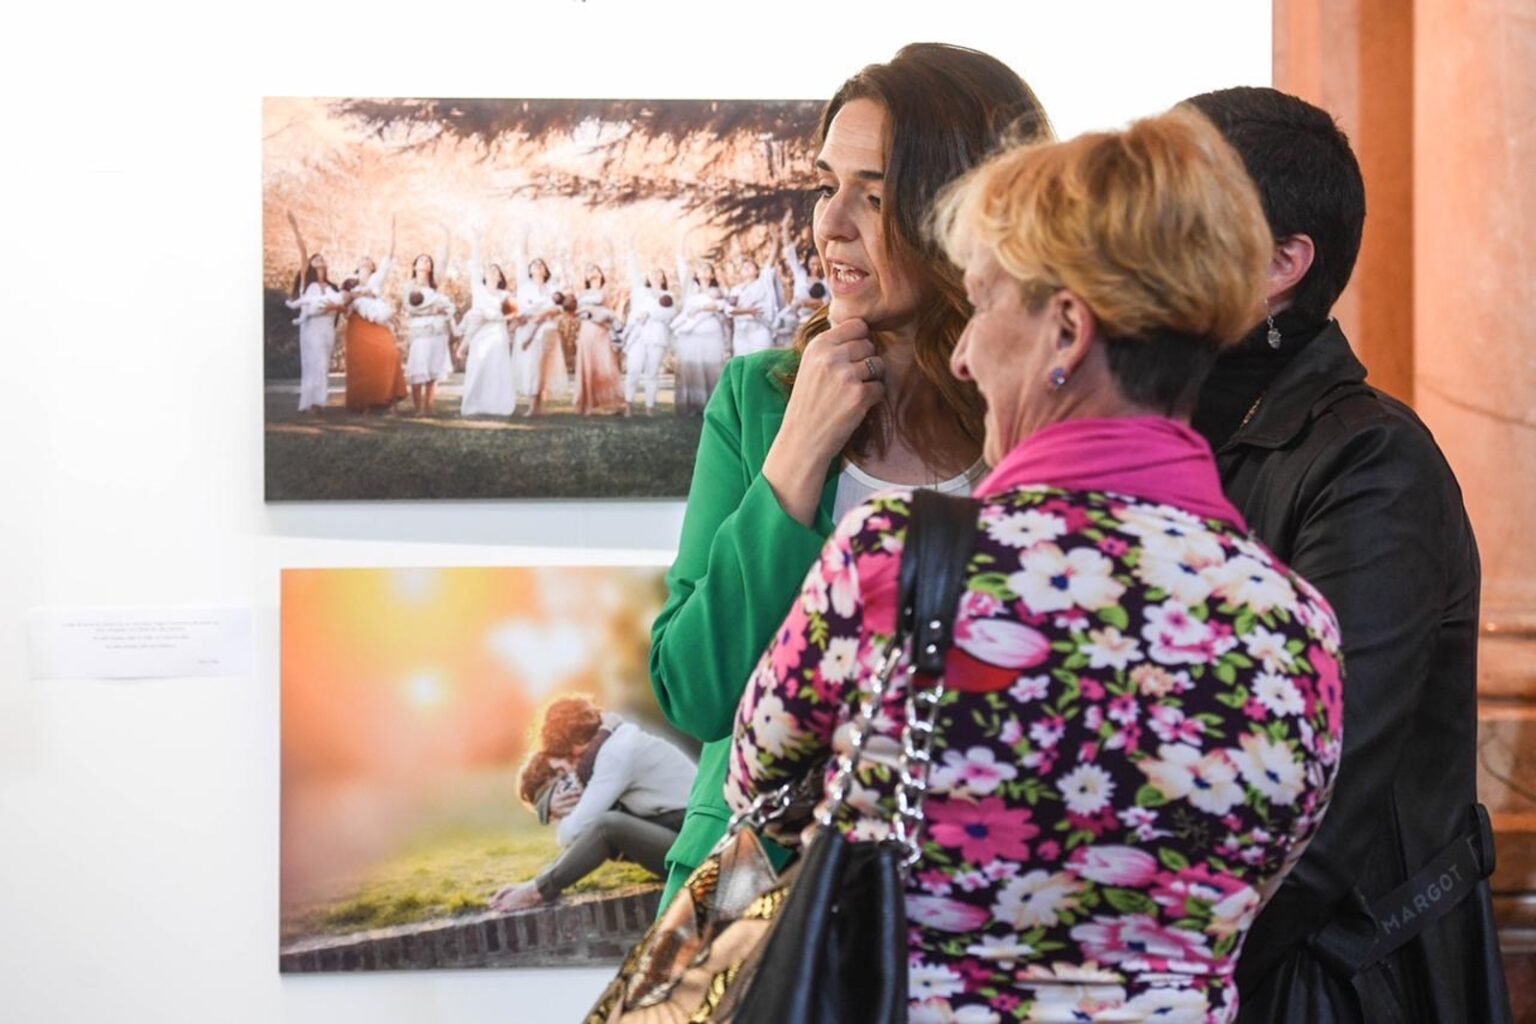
[584,489,979,1024]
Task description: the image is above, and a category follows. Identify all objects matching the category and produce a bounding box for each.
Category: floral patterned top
[725,485,1343,1023]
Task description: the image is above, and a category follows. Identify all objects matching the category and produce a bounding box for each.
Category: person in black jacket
[1183,86,1511,1023]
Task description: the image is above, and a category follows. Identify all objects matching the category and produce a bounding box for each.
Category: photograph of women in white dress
[401,239,457,416]
[263,96,824,499]
[458,239,519,419]
[282,213,343,415]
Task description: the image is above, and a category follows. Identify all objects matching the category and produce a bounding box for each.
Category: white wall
[0,2,1270,1021]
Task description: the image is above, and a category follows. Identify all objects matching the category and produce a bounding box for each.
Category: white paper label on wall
[26,607,254,680]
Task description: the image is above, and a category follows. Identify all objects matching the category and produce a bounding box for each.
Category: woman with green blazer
[648,43,1054,906]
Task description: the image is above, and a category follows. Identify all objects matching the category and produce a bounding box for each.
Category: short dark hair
[1102,333,1219,417]
[1183,86,1365,321]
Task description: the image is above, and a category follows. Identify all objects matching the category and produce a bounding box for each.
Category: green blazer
[650,348,839,908]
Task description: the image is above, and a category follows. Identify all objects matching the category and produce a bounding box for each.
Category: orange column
[1413,0,1536,947]
[1273,0,1414,403]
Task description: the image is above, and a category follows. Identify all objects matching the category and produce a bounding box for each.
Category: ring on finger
[864,355,880,382]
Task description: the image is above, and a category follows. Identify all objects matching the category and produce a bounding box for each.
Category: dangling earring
[1048,367,1069,390]
[1266,303,1282,350]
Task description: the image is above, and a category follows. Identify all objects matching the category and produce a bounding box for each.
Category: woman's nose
[950,328,974,381]
[815,192,856,243]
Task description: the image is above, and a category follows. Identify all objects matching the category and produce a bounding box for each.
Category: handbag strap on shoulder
[899,489,982,674]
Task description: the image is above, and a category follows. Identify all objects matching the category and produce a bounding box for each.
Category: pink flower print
[954,869,990,893]
[1103,721,1142,754]
[769,601,810,678]
[1030,715,1066,749]
[1149,868,1258,938]
[1107,693,1139,725]
[1148,705,1203,745]
[960,589,1002,621]
[1009,674,1050,703]
[1067,806,1120,837]
[819,542,860,618]
[853,549,900,635]
[1309,643,1345,739]
[1081,677,1107,701]
[999,719,1024,745]
[983,859,1021,882]
[931,746,1021,797]
[1053,608,1091,631]
[1039,498,1094,532]
[1069,914,1215,970]
[905,894,991,933]
[1078,740,1100,762]
[994,993,1022,1012]
[1243,698,1269,721]
[927,797,1040,863]
[1097,536,1130,557]
[1084,705,1105,732]
[958,959,995,990]
[1141,600,1216,666]
[916,868,954,897]
[1068,845,1160,887]
[1118,806,1169,841]
[1147,864,1248,915]
[1036,839,1062,862]
[955,617,1051,670]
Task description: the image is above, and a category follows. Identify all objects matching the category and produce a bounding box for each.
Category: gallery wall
[0,2,1271,1021]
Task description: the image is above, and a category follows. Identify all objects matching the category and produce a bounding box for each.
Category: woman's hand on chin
[762,318,884,526]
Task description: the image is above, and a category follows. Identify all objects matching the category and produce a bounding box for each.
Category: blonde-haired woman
[726,110,1344,1023]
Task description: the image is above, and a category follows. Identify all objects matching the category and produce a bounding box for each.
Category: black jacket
[1204,323,1510,1023]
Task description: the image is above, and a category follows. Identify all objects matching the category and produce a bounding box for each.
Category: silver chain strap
[812,628,947,873]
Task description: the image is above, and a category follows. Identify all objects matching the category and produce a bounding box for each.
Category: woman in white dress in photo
[283,212,343,414]
[726,244,780,358]
[621,252,676,415]
[513,251,562,403]
[669,244,729,415]
[458,237,518,418]
[773,211,828,348]
[401,234,456,416]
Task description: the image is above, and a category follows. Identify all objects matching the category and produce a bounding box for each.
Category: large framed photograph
[263,97,825,501]
[279,566,698,972]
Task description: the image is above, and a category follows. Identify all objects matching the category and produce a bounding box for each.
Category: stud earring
[1048,367,1069,390]
[1266,304,1282,350]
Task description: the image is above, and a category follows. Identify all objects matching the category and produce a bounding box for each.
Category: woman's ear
[1054,291,1099,374]
[1268,234,1316,305]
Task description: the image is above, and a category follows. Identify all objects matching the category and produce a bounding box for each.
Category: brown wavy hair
[537,695,603,758]
[783,43,1053,468]
[516,750,558,809]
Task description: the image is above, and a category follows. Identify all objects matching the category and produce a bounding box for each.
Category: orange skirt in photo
[345,317,407,412]
[572,322,625,415]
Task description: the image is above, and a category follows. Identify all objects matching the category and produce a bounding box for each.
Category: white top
[730,263,780,327]
[554,721,696,848]
[831,458,990,528]
[349,256,395,326]
[286,281,340,324]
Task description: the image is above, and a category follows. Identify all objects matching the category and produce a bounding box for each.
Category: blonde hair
[934,108,1271,362]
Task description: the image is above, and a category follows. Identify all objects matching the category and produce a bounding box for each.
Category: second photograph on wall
[279,565,695,972]
[262,96,826,501]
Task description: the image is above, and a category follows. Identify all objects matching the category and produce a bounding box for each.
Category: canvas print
[279,566,698,972]
[263,97,828,501]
